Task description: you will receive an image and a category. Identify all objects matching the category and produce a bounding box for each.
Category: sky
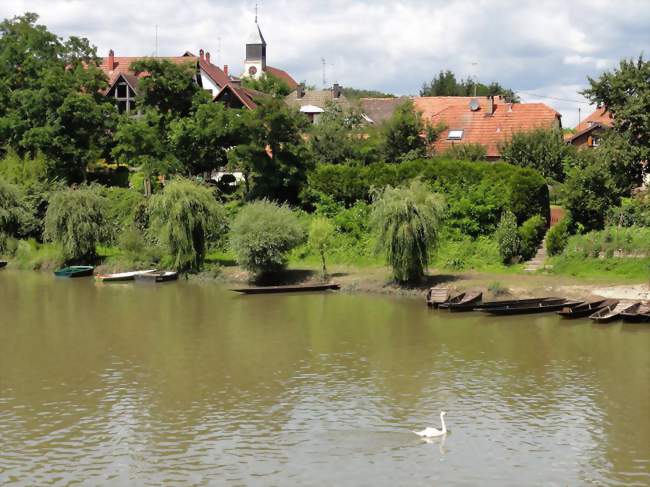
[2,0,650,127]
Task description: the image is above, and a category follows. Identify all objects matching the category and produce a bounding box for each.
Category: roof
[414,96,561,158]
[247,21,266,45]
[214,83,269,110]
[198,58,230,89]
[360,97,408,124]
[285,89,351,111]
[100,55,197,85]
[265,66,298,89]
[574,106,613,132]
[104,72,140,95]
[300,105,325,113]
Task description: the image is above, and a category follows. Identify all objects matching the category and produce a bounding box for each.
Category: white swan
[413,411,447,438]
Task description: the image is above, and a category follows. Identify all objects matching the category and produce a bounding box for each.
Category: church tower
[243,14,266,79]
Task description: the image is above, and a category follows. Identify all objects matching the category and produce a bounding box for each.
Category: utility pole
[155,24,158,56]
[578,107,581,125]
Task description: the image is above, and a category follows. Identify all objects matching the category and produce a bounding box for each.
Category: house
[241,18,298,90]
[284,84,350,123]
[565,107,613,148]
[359,96,561,159]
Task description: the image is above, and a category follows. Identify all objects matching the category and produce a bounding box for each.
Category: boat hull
[0,260,7,269]
[590,302,640,323]
[54,266,94,278]
[474,297,565,311]
[558,299,616,319]
[135,271,178,283]
[481,300,581,316]
[232,284,340,294]
[96,270,157,282]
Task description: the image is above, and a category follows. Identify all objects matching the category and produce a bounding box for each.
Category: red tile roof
[264,66,298,90]
[100,55,197,85]
[198,58,230,89]
[413,96,561,158]
[214,83,269,110]
[574,106,613,132]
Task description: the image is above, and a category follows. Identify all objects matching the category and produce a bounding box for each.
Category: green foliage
[488,281,509,296]
[563,154,618,231]
[308,217,336,277]
[44,185,107,261]
[101,187,145,244]
[420,69,519,102]
[131,58,203,118]
[518,215,546,260]
[499,128,572,182]
[546,217,571,256]
[495,211,520,264]
[592,131,644,194]
[370,180,444,284]
[229,200,305,277]
[442,143,487,161]
[241,72,291,97]
[582,55,650,165]
[341,87,395,101]
[562,226,650,258]
[148,178,226,271]
[380,99,428,163]
[606,192,650,227]
[13,239,63,270]
[0,178,33,251]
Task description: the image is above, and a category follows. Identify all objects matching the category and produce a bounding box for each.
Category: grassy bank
[548,255,650,283]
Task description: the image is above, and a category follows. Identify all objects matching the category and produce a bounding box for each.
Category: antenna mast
[322,57,327,87]
[155,24,158,56]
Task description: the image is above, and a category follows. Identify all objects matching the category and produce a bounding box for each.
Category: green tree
[370,180,444,284]
[309,102,369,165]
[442,143,488,161]
[241,72,291,97]
[308,217,336,278]
[546,216,571,256]
[230,200,305,279]
[44,186,107,261]
[499,128,571,182]
[518,215,546,260]
[148,178,226,271]
[230,98,312,203]
[420,69,519,102]
[582,55,650,168]
[0,179,33,251]
[380,100,427,163]
[169,102,246,176]
[495,210,521,264]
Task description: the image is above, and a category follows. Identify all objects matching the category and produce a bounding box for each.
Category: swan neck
[440,414,447,433]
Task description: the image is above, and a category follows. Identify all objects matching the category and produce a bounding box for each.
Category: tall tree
[420,69,519,102]
[241,72,291,97]
[380,99,428,163]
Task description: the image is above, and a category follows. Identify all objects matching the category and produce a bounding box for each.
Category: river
[1,269,649,486]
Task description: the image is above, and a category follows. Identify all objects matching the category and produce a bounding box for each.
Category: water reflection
[0,270,649,486]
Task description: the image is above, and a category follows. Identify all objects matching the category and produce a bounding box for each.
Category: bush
[230,200,305,278]
[519,215,547,260]
[0,179,33,251]
[149,178,226,271]
[606,193,650,227]
[308,217,336,278]
[495,211,521,264]
[370,180,444,284]
[102,187,146,244]
[546,217,571,256]
[442,143,487,161]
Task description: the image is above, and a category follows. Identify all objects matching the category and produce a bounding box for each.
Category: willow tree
[370,180,444,284]
[148,178,226,271]
[44,185,107,261]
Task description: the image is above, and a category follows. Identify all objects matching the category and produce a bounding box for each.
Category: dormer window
[108,77,137,114]
[448,129,464,140]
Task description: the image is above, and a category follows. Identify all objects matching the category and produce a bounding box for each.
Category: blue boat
[54,266,94,278]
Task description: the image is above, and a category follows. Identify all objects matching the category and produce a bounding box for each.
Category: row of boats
[426,289,650,323]
[53,266,178,283]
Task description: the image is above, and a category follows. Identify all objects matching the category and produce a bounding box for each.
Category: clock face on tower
[248,66,257,75]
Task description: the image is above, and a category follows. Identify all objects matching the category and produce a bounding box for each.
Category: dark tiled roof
[359,97,408,124]
[265,66,298,89]
[284,89,350,110]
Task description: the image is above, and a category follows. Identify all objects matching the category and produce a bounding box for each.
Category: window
[447,129,464,140]
[591,136,601,147]
[113,79,136,114]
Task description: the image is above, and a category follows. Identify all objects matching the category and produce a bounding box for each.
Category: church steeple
[243,9,266,78]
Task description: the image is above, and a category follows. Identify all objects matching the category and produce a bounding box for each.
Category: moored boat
[426,287,450,308]
[0,260,7,269]
[620,303,650,323]
[54,266,94,278]
[232,283,340,294]
[441,291,483,312]
[590,302,640,323]
[135,271,178,283]
[480,298,581,316]
[557,299,618,319]
[474,297,565,311]
[95,269,157,282]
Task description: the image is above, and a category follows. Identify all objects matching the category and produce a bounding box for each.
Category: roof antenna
[255,3,258,23]
[217,36,221,64]
[322,57,327,88]
[155,24,158,57]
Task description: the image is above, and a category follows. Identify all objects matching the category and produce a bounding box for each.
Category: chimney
[108,49,115,70]
[199,49,205,61]
[332,83,342,98]
[205,51,210,63]
[223,65,229,76]
[297,83,305,98]
[487,95,495,115]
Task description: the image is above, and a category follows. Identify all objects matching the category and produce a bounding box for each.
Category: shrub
[44,186,107,261]
[519,215,547,260]
[102,187,145,244]
[546,217,571,256]
[0,179,33,252]
[370,180,444,284]
[488,281,509,296]
[442,143,487,161]
[230,200,305,278]
[308,217,336,278]
[149,178,226,271]
[495,211,521,264]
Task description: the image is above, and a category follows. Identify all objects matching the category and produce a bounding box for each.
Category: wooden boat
[620,303,650,323]
[474,297,565,311]
[135,271,178,283]
[426,287,450,308]
[232,283,340,294]
[590,302,640,323]
[54,266,94,278]
[0,260,7,269]
[557,299,618,319]
[480,298,581,316]
[440,291,483,312]
[95,269,157,282]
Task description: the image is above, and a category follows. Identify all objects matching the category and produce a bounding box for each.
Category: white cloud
[2,0,649,127]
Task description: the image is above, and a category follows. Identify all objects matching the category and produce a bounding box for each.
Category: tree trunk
[320,251,327,280]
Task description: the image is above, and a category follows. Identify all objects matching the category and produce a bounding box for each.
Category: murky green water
[1,270,649,486]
